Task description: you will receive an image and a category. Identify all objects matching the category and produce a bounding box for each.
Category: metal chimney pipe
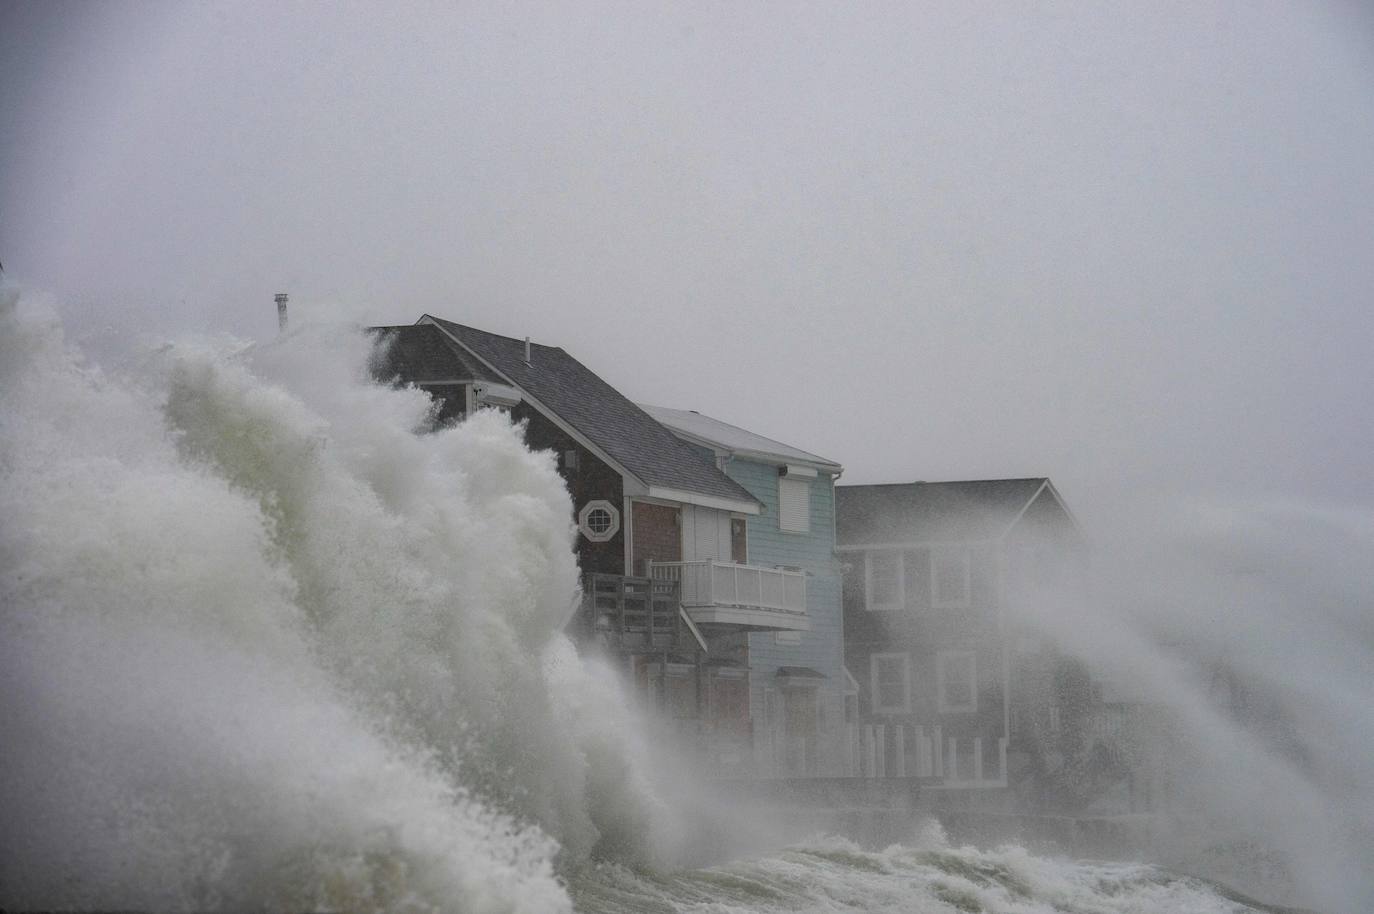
[275,292,289,332]
[524,336,531,365]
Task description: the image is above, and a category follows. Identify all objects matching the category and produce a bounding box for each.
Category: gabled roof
[369,323,501,384]
[837,478,1059,546]
[420,316,761,513]
[640,404,842,473]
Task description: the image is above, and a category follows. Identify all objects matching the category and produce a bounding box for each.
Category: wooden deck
[580,573,687,652]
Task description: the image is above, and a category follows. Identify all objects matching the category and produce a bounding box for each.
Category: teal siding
[726,458,848,773]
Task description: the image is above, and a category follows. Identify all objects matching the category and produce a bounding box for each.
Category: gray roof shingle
[641,404,842,472]
[837,478,1049,545]
[423,316,760,509]
[369,324,501,384]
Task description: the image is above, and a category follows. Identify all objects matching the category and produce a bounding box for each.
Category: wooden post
[660,650,669,714]
[618,578,626,638]
[646,576,656,644]
[696,655,705,756]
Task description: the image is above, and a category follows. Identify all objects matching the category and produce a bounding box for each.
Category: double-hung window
[931,547,971,609]
[865,551,903,611]
[936,651,977,713]
[870,652,911,714]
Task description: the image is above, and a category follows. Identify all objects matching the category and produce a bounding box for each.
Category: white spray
[1004,495,1374,912]
[0,281,1323,913]
[0,282,672,910]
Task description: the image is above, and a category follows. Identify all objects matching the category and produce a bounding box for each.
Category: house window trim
[578,499,620,542]
[870,652,911,715]
[936,650,977,714]
[930,547,972,609]
[865,551,904,612]
[778,474,811,534]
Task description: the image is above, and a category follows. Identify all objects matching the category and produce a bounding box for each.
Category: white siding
[681,504,732,562]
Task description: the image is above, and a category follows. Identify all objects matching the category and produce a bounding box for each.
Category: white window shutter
[779,476,810,533]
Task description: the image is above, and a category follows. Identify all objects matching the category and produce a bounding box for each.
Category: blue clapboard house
[643,406,852,777]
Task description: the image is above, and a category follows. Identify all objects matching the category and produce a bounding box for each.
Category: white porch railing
[853,725,1008,787]
[648,560,807,616]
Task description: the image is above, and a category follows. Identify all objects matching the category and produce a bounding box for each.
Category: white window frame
[936,650,977,713]
[930,547,972,609]
[870,652,911,715]
[778,472,812,533]
[864,551,904,612]
[578,499,620,542]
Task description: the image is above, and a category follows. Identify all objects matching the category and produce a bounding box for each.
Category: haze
[3,1,1373,532]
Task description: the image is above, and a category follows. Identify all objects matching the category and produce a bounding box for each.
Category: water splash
[0,283,667,909]
[1000,493,1374,912]
[0,282,1336,912]
[568,828,1276,913]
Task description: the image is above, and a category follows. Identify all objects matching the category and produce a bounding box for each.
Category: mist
[1001,496,1374,910]
[4,2,1374,534]
[3,2,1373,912]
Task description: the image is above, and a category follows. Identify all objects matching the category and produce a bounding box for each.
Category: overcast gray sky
[4,1,1372,531]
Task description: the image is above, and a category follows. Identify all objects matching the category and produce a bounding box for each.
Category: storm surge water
[0,281,1290,914]
[570,829,1284,914]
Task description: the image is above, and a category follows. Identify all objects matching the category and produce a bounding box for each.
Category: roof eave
[835,538,1002,552]
[647,411,841,473]
[997,479,1052,541]
[662,428,840,473]
[1000,477,1087,544]
[646,485,761,516]
[726,446,841,474]
[419,314,650,494]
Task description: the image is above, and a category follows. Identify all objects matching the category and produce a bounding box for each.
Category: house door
[783,686,819,776]
[631,502,681,576]
[731,517,748,564]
